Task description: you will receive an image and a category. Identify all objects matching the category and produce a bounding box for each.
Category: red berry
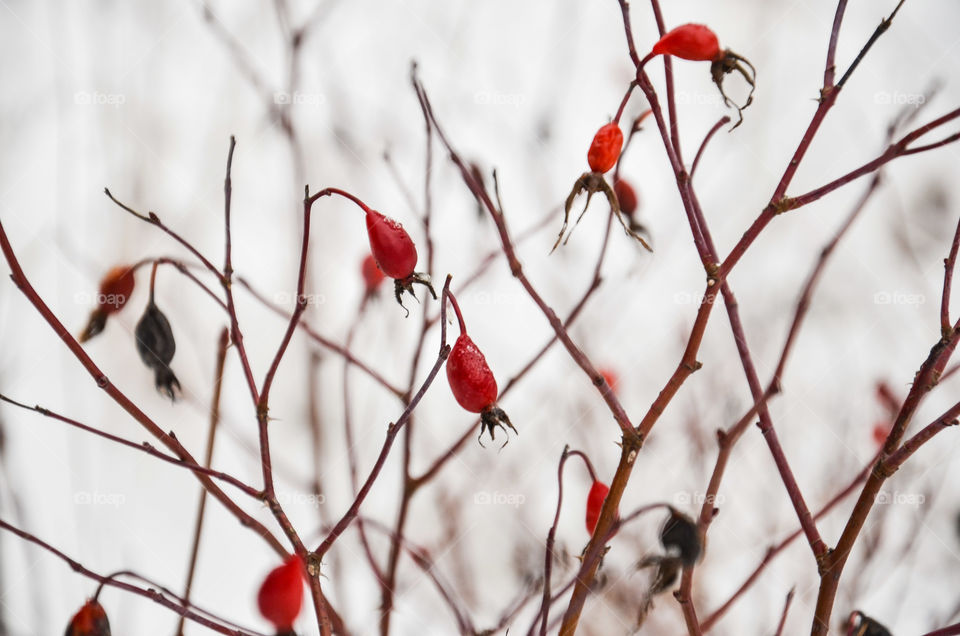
[587,123,623,174]
[257,555,304,631]
[613,179,638,218]
[79,265,136,343]
[650,24,722,62]
[361,254,386,294]
[585,481,610,535]
[64,600,111,636]
[599,367,620,395]
[97,265,135,314]
[872,422,891,448]
[365,210,418,280]
[874,380,900,415]
[446,334,499,413]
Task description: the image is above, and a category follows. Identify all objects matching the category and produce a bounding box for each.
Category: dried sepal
[846,611,893,636]
[710,50,757,129]
[393,272,437,317]
[556,172,652,253]
[637,554,683,595]
[78,310,109,344]
[135,300,180,400]
[478,405,516,449]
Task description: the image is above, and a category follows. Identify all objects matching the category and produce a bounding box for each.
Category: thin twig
[175,328,229,636]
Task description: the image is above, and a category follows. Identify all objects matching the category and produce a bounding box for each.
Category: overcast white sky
[1,1,959,634]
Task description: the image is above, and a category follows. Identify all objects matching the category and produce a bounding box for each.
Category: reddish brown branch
[0,517,265,635]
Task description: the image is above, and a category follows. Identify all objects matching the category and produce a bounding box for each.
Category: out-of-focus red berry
[361,254,386,295]
[599,367,620,395]
[872,422,891,448]
[586,481,610,535]
[64,599,111,636]
[257,555,305,631]
[97,266,135,314]
[613,179,638,217]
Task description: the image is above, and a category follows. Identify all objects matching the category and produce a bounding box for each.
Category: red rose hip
[64,599,111,636]
[365,210,418,280]
[587,123,624,174]
[447,334,499,413]
[444,290,516,446]
[318,187,436,312]
[258,555,305,632]
[585,481,610,535]
[650,23,721,61]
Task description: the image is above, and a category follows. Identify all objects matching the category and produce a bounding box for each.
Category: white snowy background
[0,0,959,634]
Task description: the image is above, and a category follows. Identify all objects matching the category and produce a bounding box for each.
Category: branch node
[773,197,797,215]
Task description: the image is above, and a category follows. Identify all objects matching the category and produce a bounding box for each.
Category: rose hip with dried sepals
[258,554,305,634]
[79,265,135,343]
[315,187,435,314]
[444,290,515,446]
[64,599,111,636]
[556,114,653,253]
[641,23,757,128]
